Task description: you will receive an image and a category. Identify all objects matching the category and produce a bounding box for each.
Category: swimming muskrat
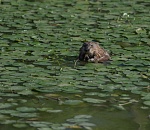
[79,41,111,63]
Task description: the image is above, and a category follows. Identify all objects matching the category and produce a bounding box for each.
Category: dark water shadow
[61,55,112,68]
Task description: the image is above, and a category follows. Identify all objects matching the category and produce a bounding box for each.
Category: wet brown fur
[79,41,111,63]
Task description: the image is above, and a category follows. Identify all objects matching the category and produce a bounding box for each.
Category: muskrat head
[82,42,96,55]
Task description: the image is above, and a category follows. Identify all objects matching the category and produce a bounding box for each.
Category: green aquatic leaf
[0,103,17,109]
[74,115,92,119]
[0,120,16,125]
[85,92,99,96]
[16,107,37,112]
[11,112,38,118]
[135,28,146,34]
[67,118,89,123]
[83,98,106,104]
[64,100,83,105]
[18,90,34,95]
[143,101,150,106]
[0,110,17,114]
[29,121,51,128]
[113,105,126,111]
[0,0,149,129]
[141,93,150,100]
[47,110,62,113]
[79,122,96,127]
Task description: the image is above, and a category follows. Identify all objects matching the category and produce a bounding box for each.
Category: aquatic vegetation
[0,0,149,130]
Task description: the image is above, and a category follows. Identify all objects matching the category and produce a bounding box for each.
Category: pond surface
[0,0,150,130]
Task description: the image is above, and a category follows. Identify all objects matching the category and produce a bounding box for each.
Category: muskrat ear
[95,42,100,45]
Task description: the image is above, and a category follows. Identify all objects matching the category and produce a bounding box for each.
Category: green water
[0,0,149,130]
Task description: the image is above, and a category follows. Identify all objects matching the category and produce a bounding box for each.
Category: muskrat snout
[83,43,91,52]
[84,47,90,52]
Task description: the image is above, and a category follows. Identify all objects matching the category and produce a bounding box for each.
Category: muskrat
[79,41,111,63]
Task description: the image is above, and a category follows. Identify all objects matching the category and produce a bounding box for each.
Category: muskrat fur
[79,41,111,63]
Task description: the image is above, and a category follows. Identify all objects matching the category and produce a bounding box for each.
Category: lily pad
[46,110,62,113]
[64,100,83,105]
[0,103,17,109]
[83,98,106,104]
[143,101,150,106]
[11,112,38,118]
[16,107,37,112]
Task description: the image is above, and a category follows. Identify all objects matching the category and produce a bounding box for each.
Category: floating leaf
[16,107,37,112]
[83,98,106,104]
[0,103,17,109]
[11,112,38,118]
[143,101,150,106]
[135,28,146,34]
[64,100,83,105]
[46,110,62,113]
[112,105,126,111]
